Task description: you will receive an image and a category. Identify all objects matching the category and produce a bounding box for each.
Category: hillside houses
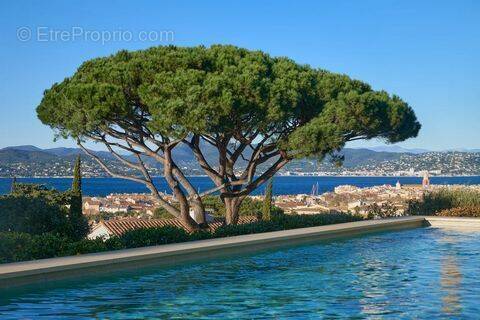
[83,193,158,216]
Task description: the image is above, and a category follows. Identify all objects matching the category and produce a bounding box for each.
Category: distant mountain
[337,148,403,166]
[1,145,43,152]
[444,148,480,153]
[43,147,114,159]
[0,148,57,163]
[43,147,85,157]
[0,144,479,177]
[1,145,114,159]
[362,146,429,154]
[364,146,480,154]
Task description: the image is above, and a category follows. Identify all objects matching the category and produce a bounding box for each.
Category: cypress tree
[72,155,82,194]
[10,176,17,193]
[262,179,273,221]
[69,155,89,239]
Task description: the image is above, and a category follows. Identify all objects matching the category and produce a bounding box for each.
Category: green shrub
[407,188,480,215]
[240,197,278,218]
[153,207,177,219]
[0,212,362,264]
[436,206,480,218]
[22,233,71,260]
[201,196,226,217]
[189,230,214,241]
[2,183,89,240]
[89,211,144,222]
[192,195,283,218]
[63,237,115,256]
[0,195,71,236]
[262,179,273,221]
[153,196,285,220]
[0,232,70,263]
[0,232,33,263]
[0,232,124,263]
[213,220,280,237]
[120,225,191,248]
[366,202,398,219]
[274,212,363,229]
[214,212,363,237]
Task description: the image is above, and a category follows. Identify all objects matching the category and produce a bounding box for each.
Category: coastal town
[2,145,480,178]
[82,173,479,239]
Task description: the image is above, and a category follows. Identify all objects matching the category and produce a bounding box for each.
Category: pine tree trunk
[190,197,206,225]
[164,146,199,231]
[224,197,243,225]
[168,184,199,232]
[179,206,200,232]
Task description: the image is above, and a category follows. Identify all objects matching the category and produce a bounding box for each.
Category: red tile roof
[96,216,258,237]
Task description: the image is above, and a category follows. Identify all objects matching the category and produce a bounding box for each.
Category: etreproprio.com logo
[17,26,175,44]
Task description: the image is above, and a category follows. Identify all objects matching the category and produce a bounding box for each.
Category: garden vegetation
[407,187,480,217]
[0,212,363,264]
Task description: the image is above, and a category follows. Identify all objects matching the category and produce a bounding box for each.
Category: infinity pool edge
[0,216,453,289]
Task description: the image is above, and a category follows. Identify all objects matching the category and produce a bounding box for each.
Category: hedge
[214,212,363,237]
[0,232,123,263]
[0,212,363,264]
[407,187,480,216]
[436,206,480,218]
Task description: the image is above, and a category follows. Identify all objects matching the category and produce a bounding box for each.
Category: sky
[0,0,479,151]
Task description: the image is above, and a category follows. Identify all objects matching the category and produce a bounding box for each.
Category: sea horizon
[2,175,480,197]
[2,174,480,179]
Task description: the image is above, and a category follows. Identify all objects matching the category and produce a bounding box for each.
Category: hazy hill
[365,146,429,154]
[0,148,58,163]
[1,145,44,152]
[0,144,479,176]
[335,148,403,167]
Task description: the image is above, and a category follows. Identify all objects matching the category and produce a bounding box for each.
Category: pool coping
[6,215,479,289]
[0,216,431,289]
[423,216,480,228]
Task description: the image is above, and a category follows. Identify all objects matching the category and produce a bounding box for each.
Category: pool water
[1,227,480,319]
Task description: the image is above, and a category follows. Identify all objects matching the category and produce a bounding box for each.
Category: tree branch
[185,135,222,183]
[224,157,289,197]
[77,140,180,217]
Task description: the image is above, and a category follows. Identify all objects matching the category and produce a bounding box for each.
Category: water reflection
[358,258,390,317]
[439,236,462,316]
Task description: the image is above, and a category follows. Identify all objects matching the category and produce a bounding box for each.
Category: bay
[1,176,479,197]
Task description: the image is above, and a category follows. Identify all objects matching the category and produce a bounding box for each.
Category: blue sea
[2,227,480,318]
[1,176,479,196]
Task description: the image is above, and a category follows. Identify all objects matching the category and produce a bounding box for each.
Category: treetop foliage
[37,45,421,226]
[37,45,420,159]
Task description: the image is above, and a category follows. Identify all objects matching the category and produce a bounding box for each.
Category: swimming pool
[1,227,479,319]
